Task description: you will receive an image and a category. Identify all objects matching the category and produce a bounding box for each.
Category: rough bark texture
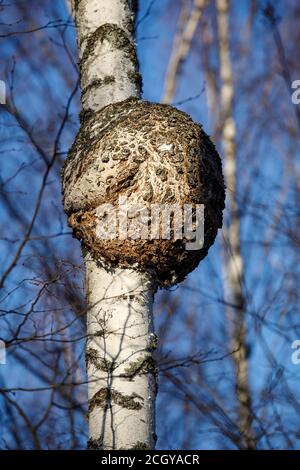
[217,0,255,449]
[62,98,225,287]
[62,0,225,450]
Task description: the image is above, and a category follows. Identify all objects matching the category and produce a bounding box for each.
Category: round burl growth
[62,98,225,286]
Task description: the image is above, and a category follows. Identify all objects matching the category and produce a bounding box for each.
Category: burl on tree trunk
[62,0,225,450]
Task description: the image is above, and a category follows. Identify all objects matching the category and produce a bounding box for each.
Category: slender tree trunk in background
[162,0,207,104]
[216,0,255,449]
[73,0,157,450]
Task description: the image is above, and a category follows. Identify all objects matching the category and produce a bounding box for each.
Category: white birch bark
[75,0,141,112]
[86,255,157,450]
[72,0,157,450]
[216,0,255,449]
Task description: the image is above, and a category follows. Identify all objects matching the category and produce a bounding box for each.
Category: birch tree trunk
[86,256,157,450]
[64,0,224,450]
[73,0,157,450]
[216,0,255,449]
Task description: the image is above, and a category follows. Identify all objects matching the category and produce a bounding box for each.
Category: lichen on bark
[88,387,144,414]
[130,441,150,450]
[87,437,103,450]
[80,24,138,68]
[122,355,158,386]
[86,346,114,372]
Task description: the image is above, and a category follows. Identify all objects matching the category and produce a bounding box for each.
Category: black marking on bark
[82,76,116,96]
[88,387,144,414]
[74,0,82,9]
[127,70,143,90]
[130,441,150,450]
[78,108,93,125]
[122,355,156,381]
[80,24,138,70]
[86,347,114,372]
[87,437,103,450]
[94,329,105,337]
